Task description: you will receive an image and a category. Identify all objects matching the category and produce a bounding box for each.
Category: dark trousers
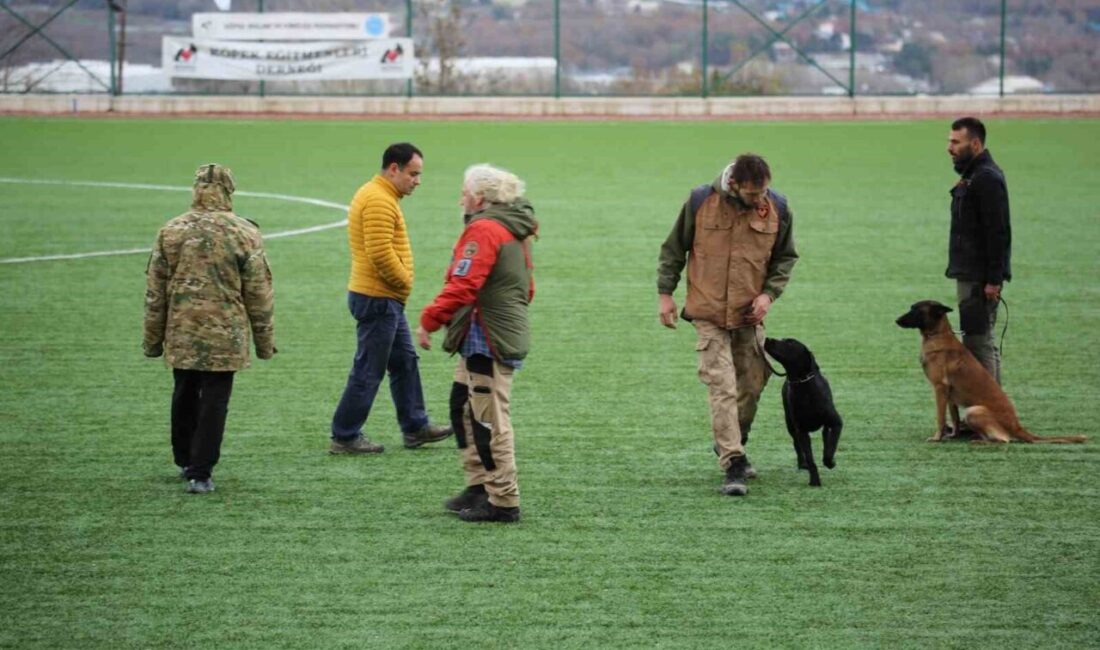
[956,280,1002,384]
[331,292,428,440]
[172,369,235,481]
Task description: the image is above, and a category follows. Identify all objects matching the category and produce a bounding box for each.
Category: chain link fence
[2,0,1099,96]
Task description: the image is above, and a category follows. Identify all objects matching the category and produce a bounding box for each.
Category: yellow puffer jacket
[346,174,414,302]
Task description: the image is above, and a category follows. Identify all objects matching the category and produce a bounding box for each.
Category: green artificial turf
[0,116,1097,649]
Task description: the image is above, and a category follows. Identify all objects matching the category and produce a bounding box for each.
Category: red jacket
[420,199,538,361]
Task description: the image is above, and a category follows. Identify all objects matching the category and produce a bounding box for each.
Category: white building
[968,75,1045,95]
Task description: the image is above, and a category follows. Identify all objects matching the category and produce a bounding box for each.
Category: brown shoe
[402,423,453,449]
[329,435,384,455]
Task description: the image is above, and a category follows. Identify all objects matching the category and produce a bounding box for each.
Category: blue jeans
[331,292,429,440]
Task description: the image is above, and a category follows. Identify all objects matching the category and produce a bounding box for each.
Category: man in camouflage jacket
[143,163,275,494]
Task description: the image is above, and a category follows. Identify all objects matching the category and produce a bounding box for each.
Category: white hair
[463,164,525,204]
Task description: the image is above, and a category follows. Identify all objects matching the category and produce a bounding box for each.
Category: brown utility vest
[684,192,779,329]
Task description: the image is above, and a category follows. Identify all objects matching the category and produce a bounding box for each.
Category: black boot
[743,455,757,479]
[458,500,521,523]
[714,444,757,479]
[444,484,488,513]
[721,456,749,496]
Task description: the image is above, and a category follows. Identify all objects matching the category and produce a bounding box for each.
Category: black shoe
[743,457,758,479]
[458,501,521,523]
[721,456,749,496]
[330,435,384,454]
[186,478,215,494]
[403,423,454,449]
[445,485,488,513]
[713,445,757,479]
[942,423,979,441]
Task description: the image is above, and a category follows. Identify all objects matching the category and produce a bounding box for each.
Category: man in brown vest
[656,154,799,496]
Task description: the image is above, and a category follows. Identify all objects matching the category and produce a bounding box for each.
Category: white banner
[162,37,414,80]
[192,12,392,41]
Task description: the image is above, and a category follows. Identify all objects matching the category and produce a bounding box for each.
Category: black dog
[763,338,842,486]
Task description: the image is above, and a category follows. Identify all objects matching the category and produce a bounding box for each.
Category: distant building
[1,60,171,93]
[815,21,835,40]
[878,37,904,54]
[968,75,1045,95]
[420,56,557,92]
[626,0,660,15]
[772,42,797,64]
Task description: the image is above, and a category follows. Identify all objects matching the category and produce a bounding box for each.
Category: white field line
[0,177,348,264]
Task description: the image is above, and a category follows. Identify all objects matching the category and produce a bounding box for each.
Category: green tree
[894,42,934,79]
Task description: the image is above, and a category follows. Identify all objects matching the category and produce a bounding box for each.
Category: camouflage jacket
[143,185,275,371]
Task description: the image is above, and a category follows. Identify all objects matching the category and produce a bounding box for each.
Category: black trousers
[172,369,235,481]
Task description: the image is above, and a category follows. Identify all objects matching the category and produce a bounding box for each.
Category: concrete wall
[2,94,1099,118]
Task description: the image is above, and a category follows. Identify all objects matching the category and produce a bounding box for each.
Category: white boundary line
[0,177,348,264]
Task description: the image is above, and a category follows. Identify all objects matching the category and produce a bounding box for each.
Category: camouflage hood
[191,163,235,212]
[470,198,538,240]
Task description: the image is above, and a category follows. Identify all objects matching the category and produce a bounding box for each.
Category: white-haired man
[416,164,538,523]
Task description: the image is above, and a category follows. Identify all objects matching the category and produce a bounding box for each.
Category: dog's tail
[1014,427,1087,444]
[967,407,1087,443]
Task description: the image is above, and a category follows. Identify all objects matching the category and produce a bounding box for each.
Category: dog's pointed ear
[931,303,953,317]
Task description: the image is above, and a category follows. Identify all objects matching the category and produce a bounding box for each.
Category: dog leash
[997,296,1009,358]
[756,338,787,377]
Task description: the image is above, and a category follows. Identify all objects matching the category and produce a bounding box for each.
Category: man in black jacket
[946,116,1011,385]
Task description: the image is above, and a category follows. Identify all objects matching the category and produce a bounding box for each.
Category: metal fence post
[701,0,708,98]
[406,0,413,98]
[848,0,855,97]
[999,0,1007,97]
[554,0,560,98]
[258,0,265,98]
[108,4,117,96]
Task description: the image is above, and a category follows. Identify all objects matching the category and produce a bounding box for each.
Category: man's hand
[658,294,678,329]
[256,346,277,360]
[984,283,1002,301]
[743,294,773,326]
[416,325,432,350]
[143,343,163,358]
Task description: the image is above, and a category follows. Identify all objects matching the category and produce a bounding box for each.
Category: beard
[728,185,763,210]
[952,146,976,174]
[730,187,750,209]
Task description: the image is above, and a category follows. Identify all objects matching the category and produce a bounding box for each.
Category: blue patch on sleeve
[453,258,473,277]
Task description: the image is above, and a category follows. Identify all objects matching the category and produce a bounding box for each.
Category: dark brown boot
[445,484,488,513]
[403,423,453,449]
[329,435,384,454]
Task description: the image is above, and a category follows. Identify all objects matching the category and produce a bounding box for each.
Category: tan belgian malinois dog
[896,300,1086,444]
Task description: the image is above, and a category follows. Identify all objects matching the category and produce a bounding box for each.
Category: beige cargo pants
[693,321,771,470]
[455,355,519,508]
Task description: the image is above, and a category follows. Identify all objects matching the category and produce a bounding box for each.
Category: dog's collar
[787,373,817,384]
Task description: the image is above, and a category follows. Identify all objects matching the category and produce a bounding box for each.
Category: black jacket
[946,150,1012,284]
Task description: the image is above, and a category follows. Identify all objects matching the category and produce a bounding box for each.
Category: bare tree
[414,0,466,94]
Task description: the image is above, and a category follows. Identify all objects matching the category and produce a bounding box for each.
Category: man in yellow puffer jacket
[330,143,452,454]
